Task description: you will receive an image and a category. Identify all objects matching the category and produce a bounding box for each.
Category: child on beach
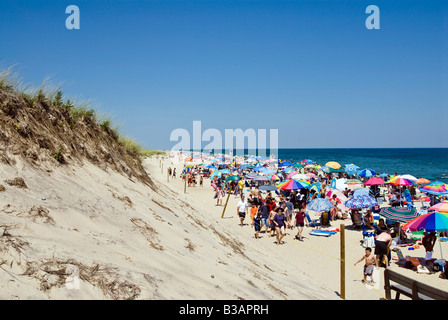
[294,209,308,241]
[250,204,259,227]
[354,247,376,285]
[253,211,262,239]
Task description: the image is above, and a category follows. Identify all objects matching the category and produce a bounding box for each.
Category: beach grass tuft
[0,66,146,157]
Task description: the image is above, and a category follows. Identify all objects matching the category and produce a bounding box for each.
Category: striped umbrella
[344,195,378,209]
[379,206,419,223]
[429,202,448,213]
[387,176,416,186]
[277,179,310,191]
[358,168,376,178]
[402,211,448,233]
[419,182,448,196]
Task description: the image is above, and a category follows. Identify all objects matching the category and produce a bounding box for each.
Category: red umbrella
[365,177,385,186]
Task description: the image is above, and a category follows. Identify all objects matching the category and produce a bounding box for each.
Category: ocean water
[277,148,448,183]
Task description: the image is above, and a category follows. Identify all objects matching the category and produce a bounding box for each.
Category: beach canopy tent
[379,206,419,223]
[344,195,378,209]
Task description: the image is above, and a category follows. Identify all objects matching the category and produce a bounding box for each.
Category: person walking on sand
[374,230,393,269]
[294,208,308,241]
[258,201,270,234]
[253,211,262,239]
[354,247,376,284]
[268,205,277,237]
[215,186,224,206]
[273,208,287,245]
[237,194,248,226]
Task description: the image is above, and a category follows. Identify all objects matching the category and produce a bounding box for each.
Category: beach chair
[392,248,406,266]
[305,212,320,227]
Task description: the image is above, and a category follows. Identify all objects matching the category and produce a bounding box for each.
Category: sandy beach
[2,149,446,300]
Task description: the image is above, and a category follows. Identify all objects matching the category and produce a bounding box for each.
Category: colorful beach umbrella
[387,177,416,186]
[415,178,431,185]
[277,179,310,191]
[402,211,448,233]
[269,174,280,181]
[365,177,385,186]
[429,202,448,213]
[344,195,378,209]
[307,198,333,213]
[379,207,419,223]
[290,173,310,181]
[419,182,448,196]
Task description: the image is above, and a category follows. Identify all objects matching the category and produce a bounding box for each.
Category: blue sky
[1,0,447,149]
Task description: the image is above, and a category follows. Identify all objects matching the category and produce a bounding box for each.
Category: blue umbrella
[379,173,389,178]
[307,198,333,213]
[345,164,359,176]
[279,161,294,167]
[358,168,376,178]
[344,195,378,209]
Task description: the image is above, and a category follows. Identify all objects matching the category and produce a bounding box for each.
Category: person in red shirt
[294,209,308,241]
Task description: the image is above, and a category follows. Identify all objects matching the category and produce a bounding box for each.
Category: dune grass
[140,149,166,157]
[0,66,148,157]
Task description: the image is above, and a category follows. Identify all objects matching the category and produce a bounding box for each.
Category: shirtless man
[251,186,262,206]
[354,247,376,284]
[374,230,393,269]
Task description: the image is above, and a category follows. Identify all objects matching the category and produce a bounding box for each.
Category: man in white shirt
[237,194,248,226]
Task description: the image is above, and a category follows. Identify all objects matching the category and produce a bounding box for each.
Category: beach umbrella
[344,195,378,209]
[379,207,419,223]
[269,174,280,181]
[259,185,277,191]
[302,159,315,164]
[244,173,259,179]
[261,168,276,175]
[305,172,316,178]
[293,163,303,168]
[225,175,242,182]
[365,177,385,186]
[353,188,371,197]
[254,175,269,181]
[429,202,448,213]
[419,182,448,196]
[403,211,448,233]
[345,164,359,176]
[415,178,431,185]
[304,164,315,169]
[346,179,363,189]
[279,161,293,167]
[379,173,389,178]
[219,169,231,174]
[307,198,333,213]
[387,177,416,186]
[358,168,376,178]
[325,161,341,169]
[277,179,310,191]
[402,211,448,259]
[291,173,310,181]
[400,174,418,181]
[286,171,300,179]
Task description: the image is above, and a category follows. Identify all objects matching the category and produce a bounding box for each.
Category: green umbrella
[225,175,242,182]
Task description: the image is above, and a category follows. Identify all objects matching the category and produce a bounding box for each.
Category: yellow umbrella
[325,161,341,169]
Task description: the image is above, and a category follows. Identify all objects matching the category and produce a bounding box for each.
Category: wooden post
[340,223,345,300]
[221,186,233,218]
[161,163,163,174]
[167,169,169,183]
[184,175,187,194]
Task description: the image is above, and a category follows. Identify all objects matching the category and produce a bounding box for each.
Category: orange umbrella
[415,178,431,185]
[325,161,341,169]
